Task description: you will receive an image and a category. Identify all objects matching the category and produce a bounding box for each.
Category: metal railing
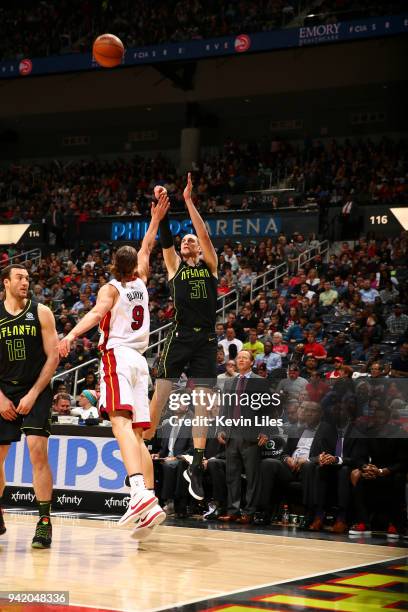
[52,288,240,394]
[249,262,288,301]
[0,248,42,269]
[52,240,328,395]
[51,358,99,397]
[293,240,329,270]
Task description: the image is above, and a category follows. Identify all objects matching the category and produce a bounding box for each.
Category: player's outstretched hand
[151,191,170,221]
[59,334,75,358]
[0,396,18,421]
[183,172,193,202]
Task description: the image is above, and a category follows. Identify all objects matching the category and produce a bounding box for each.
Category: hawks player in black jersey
[144,173,218,500]
[0,264,59,548]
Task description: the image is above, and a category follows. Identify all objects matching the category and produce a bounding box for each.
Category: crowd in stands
[0,0,301,62]
[1,138,406,232]
[1,0,405,62]
[1,228,407,538]
[304,0,407,26]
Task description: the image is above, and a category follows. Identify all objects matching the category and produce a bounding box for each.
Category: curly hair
[111,246,138,281]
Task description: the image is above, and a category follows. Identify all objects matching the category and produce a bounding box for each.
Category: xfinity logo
[57,494,83,506]
[105,496,130,509]
[11,490,35,502]
[299,23,341,45]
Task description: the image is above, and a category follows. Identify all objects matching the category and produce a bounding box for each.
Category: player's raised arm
[154,187,180,280]
[137,192,170,283]
[183,172,218,276]
[59,283,117,357]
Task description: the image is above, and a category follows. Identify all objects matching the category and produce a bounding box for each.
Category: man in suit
[257,401,337,524]
[153,403,194,516]
[308,398,368,533]
[349,406,408,538]
[217,350,273,524]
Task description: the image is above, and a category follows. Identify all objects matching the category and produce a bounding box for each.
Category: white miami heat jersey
[99,277,150,354]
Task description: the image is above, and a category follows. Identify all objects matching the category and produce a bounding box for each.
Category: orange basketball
[93,34,124,68]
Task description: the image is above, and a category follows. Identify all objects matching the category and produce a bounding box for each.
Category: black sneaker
[183,465,204,500]
[0,507,6,535]
[32,517,52,549]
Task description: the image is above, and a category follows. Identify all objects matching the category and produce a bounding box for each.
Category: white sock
[129,474,145,495]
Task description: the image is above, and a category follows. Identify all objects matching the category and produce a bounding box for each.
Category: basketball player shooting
[145,173,218,501]
[59,193,169,537]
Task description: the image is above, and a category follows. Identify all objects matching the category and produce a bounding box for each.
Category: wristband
[159,214,174,249]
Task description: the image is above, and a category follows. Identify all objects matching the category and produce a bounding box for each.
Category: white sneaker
[118,489,157,526]
[131,504,166,540]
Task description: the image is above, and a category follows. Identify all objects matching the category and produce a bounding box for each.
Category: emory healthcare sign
[0,14,406,79]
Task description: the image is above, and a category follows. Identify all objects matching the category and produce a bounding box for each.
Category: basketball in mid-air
[93,34,124,68]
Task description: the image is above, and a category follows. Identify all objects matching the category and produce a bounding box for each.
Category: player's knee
[0,444,10,463]
[27,439,48,466]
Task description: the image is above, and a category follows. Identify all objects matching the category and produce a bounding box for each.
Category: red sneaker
[387,524,400,540]
[349,522,371,536]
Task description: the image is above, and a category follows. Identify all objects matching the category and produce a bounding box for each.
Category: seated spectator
[391,342,408,378]
[276,364,308,401]
[243,328,265,358]
[254,340,282,375]
[310,399,368,533]
[71,390,99,420]
[271,332,289,356]
[386,304,408,336]
[216,347,227,375]
[303,331,327,362]
[319,281,338,309]
[257,401,336,525]
[281,399,301,438]
[380,281,399,305]
[219,326,243,359]
[349,407,407,538]
[52,393,72,416]
[307,371,329,403]
[284,315,308,344]
[301,355,319,379]
[217,359,238,391]
[215,322,226,342]
[360,279,380,305]
[326,332,352,364]
[237,305,258,337]
[325,356,344,380]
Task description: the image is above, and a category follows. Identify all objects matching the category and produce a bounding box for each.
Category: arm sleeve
[159,214,174,249]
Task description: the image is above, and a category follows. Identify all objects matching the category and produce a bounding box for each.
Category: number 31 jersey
[98,277,150,354]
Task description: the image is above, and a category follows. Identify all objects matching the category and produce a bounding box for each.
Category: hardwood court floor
[0,513,406,612]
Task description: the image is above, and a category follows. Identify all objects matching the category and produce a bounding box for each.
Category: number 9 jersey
[98,277,150,355]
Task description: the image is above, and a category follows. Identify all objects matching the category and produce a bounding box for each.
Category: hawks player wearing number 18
[0,264,59,548]
[59,193,170,537]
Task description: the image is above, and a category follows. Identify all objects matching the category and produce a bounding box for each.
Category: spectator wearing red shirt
[303,331,327,361]
[306,371,329,403]
[325,356,344,380]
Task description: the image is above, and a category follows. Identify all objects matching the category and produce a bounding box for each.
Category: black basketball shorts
[157,326,217,385]
[0,383,53,444]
